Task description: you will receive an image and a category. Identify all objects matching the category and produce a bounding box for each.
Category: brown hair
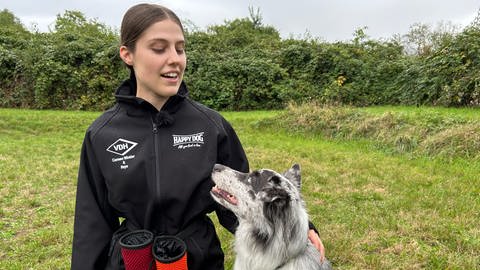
[120,3,184,51]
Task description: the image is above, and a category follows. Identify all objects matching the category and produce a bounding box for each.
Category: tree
[0,9,32,107]
[248,6,262,28]
[470,8,480,28]
[0,9,30,48]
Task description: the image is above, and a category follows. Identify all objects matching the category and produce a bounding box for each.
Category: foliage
[394,24,480,106]
[1,8,480,110]
[0,10,125,110]
[0,9,31,107]
[401,22,459,56]
[184,17,287,110]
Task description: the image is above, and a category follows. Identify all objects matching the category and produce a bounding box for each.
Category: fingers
[308,229,326,262]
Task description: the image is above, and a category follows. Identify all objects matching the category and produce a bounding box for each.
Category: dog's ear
[261,186,290,224]
[259,184,289,203]
[283,164,301,190]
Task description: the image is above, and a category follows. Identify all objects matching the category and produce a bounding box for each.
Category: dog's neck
[234,203,310,270]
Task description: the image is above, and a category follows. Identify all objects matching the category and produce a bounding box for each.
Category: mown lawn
[0,108,479,269]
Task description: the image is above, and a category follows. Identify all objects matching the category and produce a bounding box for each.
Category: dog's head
[210,163,303,223]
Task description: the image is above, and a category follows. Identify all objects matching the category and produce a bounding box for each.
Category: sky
[2,0,479,41]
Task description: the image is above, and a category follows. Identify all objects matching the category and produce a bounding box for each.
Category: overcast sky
[2,0,479,41]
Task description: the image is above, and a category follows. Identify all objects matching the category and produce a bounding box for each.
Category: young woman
[71,4,325,270]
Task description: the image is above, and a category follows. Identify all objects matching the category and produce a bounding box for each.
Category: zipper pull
[152,122,158,134]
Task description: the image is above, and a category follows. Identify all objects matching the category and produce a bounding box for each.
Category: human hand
[308,229,326,262]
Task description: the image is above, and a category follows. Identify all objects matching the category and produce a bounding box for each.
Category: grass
[363,105,480,121]
[260,103,480,160]
[0,109,98,269]
[1,107,479,269]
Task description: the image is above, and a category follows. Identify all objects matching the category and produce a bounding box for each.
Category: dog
[210,163,332,270]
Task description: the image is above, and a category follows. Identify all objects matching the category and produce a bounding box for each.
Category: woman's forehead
[140,19,184,43]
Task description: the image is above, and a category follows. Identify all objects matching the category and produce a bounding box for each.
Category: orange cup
[152,235,188,270]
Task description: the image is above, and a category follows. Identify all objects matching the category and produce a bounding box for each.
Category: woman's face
[120,19,186,109]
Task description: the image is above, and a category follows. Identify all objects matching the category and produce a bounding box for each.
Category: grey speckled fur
[211,164,332,270]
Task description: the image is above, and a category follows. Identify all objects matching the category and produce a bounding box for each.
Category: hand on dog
[308,229,326,262]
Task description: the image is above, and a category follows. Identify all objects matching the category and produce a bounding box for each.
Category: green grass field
[0,107,479,269]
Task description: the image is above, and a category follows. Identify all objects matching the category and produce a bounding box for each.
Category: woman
[71,4,325,270]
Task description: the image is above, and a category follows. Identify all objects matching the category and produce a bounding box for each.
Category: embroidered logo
[107,138,138,156]
[107,138,138,170]
[172,132,204,149]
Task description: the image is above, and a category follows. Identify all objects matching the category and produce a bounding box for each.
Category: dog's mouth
[211,186,238,205]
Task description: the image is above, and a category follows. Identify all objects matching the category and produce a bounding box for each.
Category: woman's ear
[119,46,134,66]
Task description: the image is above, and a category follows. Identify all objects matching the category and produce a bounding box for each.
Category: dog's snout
[213,164,225,172]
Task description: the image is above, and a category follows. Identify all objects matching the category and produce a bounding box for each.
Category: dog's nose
[213,164,225,172]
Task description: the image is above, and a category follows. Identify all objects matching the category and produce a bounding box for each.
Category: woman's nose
[166,47,182,64]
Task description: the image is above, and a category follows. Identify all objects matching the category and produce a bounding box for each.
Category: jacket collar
[115,77,188,113]
[114,77,189,127]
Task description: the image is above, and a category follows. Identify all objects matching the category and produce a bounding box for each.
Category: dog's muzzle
[211,186,238,205]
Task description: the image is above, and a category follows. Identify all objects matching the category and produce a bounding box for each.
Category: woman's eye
[176,48,185,54]
[152,48,165,53]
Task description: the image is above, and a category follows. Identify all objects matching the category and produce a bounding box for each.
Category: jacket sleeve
[71,132,119,270]
[308,221,319,234]
[214,117,249,233]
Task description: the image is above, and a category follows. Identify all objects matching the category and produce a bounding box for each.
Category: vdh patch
[172,132,205,149]
[106,138,138,170]
[107,138,138,156]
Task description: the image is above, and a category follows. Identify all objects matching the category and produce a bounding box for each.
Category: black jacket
[71,79,249,270]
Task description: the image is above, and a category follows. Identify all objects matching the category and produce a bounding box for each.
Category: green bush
[1,8,480,110]
[0,10,125,110]
[393,24,480,107]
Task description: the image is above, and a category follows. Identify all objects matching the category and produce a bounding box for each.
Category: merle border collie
[211,164,332,270]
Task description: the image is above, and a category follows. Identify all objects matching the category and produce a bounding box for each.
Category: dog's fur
[211,164,332,270]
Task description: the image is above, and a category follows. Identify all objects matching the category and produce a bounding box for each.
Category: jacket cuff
[308,221,319,235]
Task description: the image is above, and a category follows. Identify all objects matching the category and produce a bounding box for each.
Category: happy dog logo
[107,139,138,156]
[172,132,204,149]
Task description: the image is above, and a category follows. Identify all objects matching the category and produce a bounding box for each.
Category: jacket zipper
[152,120,163,232]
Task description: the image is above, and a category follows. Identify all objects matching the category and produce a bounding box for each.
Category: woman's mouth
[161,72,179,79]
